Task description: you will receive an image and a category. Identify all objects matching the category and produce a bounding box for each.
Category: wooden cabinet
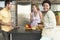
[56,15,60,25]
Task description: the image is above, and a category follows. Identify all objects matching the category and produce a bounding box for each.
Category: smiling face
[7,2,12,10]
[43,3,50,11]
[32,5,38,12]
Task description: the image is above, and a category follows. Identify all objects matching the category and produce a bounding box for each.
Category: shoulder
[30,12,33,15]
[0,10,3,14]
[47,10,55,19]
[0,8,6,16]
[48,10,54,14]
[0,10,3,16]
[47,10,55,16]
[0,8,4,13]
[38,11,42,15]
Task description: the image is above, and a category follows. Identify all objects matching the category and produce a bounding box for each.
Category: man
[0,0,13,40]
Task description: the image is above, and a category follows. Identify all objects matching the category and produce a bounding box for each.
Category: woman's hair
[42,0,51,7]
[32,4,40,11]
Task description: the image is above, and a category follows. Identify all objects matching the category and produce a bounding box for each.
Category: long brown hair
[32,4,40,12]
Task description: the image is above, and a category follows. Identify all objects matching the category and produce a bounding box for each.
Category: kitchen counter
[10,27,42,40]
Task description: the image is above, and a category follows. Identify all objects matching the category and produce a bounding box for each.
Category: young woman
[30,4,43,27]
[40,0,56,40]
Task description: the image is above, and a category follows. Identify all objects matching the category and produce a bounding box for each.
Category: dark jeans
[1,28,19,40]
[2,31,10,40]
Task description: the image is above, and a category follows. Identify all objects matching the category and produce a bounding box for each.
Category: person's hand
[6,22,12,26]
[0,20,12,26]
[38,24,44,29]
[15,26,19,28]
[3,22,12,26]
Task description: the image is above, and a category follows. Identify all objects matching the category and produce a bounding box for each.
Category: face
[7,2,12,9]
[43,3,50,11]
[32,5,38,12]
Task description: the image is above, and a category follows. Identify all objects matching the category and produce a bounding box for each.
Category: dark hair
[32,4,40,11]
[42,0,51,7]
[5,0,12,6]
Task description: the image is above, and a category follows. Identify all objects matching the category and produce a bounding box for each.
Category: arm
[48,12,56,27]
[44,11,56,28]
[39,11,43,23]
[0,21,11,26]
[38,11,44,29]
[30,13,33,22]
